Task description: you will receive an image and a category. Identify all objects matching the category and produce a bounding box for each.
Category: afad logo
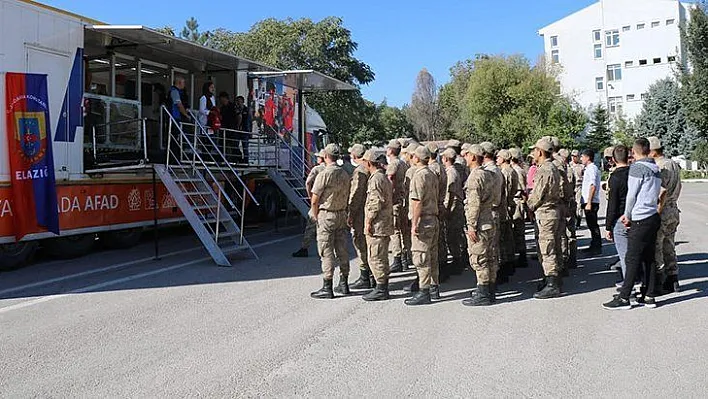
[13,111,47,165]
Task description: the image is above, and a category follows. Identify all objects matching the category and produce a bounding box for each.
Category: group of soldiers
[301,134,586,306]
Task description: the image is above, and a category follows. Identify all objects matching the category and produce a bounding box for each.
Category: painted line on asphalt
[0,234,300,315]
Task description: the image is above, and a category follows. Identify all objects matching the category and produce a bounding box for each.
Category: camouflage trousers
[366,235,390,284]
[316,210,350,279]
[512,200,527,256]
[536,218,562,277]
[436,214,448,270]
[350,211,368,270]
[656,205,680,277]
[466,225,498,284]
[390,204,411,260]
[411,216,439,289]
[446,205,467,266]
[301,217,317,249]
[499,217,516,264]
[560,202,578,268]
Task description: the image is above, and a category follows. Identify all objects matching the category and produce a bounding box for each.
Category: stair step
[185,191,212,196]
[220,244,248,254]
[174,177,203,183]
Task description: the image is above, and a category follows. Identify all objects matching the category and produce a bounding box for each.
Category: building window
[668,55,677,62]
[639,59,648,65]
[623,26,631,32]
[667,19,675,25]
[551,50,560,63]
[608,97,624,114]
[641,93,648,100]
[593,30,601,42]
[607,64,622,81]
[594,44,603,59]
[653,57,662,64]
[637,23,645,30]
[627,94,636,101]
[605,30,620,47]
[651,21,660,28]
[550,36,559,47]
[625,61,634,67]
[595,77,604,91]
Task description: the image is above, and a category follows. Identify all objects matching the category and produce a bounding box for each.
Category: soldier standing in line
[509,147,529,268]
[400,142,420,272]
[480,142,508,284]
[386,139,409,274]
[602,146,616,201]
[442,148,466,276]
[558,148,578,270]
[348,144,375,290]
[361,149,394,301]
[427,142,450,282]
[648,136,683,293]
[570,150,584,229]
[497,149,519,278]
[446,139,470,271]
[292,150,326,258]
[309,144,353,299]
[461,144,497,306]
[527,137,564,299]
[405,146,440,306]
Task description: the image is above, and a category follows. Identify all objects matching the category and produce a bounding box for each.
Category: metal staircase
[267,133,314,218]
[158,106,258,266]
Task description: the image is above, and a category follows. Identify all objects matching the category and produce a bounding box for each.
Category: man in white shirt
[581,149,602,254]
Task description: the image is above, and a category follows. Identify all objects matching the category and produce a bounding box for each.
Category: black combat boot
[404,288,431,306]
[497,268,510,285]
[362,283,390,301]
[567,246,578,269]
[516,254,529,268]
[462,284,493,306]
[333,276,351,295]
[292,248,308,258]
[490,283,497,304]
[350,269,372,290]
[430,285,441,300]
[369,274,377,288]
[390,256,403,273]
[403,278,420,293]
[402,255,413,271]
[534,276,561,299]
[310,279,334,299]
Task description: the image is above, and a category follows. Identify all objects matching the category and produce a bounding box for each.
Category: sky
[43,0,597,107]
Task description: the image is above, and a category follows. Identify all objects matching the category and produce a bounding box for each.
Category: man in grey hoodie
[603,138,662,310]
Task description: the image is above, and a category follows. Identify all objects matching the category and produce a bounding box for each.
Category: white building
[538,0,693,120]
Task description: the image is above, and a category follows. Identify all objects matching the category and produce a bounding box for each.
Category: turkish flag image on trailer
[4,73,60,241]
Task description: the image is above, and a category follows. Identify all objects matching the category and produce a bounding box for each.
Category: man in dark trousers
[580,149,602,254]
[605,145,630,287]
[603,138,662,310]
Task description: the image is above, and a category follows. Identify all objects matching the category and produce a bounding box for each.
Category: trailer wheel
[100,228,143,250]
[42,234,96,259]
[258,184,279,221]
[0,242,39,271]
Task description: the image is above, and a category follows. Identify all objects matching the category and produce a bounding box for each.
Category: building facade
[539,0,692,120]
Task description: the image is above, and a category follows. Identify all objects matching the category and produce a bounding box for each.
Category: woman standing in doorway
[198,81,216,127]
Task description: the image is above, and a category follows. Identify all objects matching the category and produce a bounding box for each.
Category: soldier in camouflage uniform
[348,144,375,290]
[550,141,577,272]
[480,141,507,284]
[570,150,584,228]
[293,150,326,258]
[386,139,410,273]
[510,147,529,268]
[427,142,449,281]
[528,137,563,299]
[310,144,353,299]
[361,149,395,301]
[649,136,683,293]
[497,149,519,279]
[405,146,440,306]
[462,144,497,306]
[446,139,470,271]
[442,148,466,276]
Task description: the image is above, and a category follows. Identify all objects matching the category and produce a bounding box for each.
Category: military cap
[498,149,512,161]
[387,139,402,149]
[398,138,411,147]
[441,148,458,160]
[603,146,615,158]
[550,136,560,149]
[348,143,366,158]
[462,144,484,157]
[529,137,554,152]
[324,143,342,157]
[446,139,462,149]
[461,143,472,151]
[413,145,432,161]
[406,142,420,154]
[509,147,523,161]
[571,149,579,157]
[648,136,662,150]
[480,141,496,155]
[559,148,570,159]
[316,149,326,158]
[362,149,386,164]
[426,142,440,156]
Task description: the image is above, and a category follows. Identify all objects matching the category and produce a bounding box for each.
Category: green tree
[438,60,475,140]
[680,3,708,139]
[692,140,708,168]
[155,26,175,36]
[585,104,612,153]
[180,17,211,45]
[636,78,697,156]
[408,68,439,140]
[612,111,637,147]
[535,97,588,149]
[379,102,413,139]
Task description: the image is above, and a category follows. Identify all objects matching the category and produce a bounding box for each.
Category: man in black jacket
[605,145,630,287]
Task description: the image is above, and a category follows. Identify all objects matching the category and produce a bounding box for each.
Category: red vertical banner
[5,72,60,240]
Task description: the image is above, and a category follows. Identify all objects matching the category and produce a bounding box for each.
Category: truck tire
[0,242,39,271]
[257,184,279,221]
[100,228,143,250]
[42,234,96,259]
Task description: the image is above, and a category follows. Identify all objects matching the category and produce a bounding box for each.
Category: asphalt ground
[1,183,707,397]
